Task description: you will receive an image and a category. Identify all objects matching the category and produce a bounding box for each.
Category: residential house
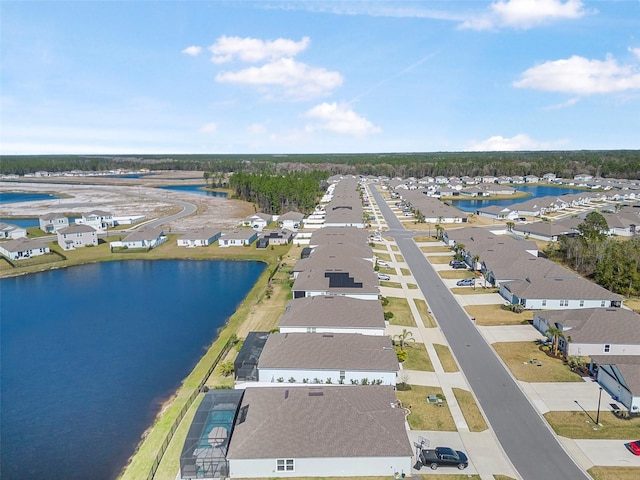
[256,230,294,249]
[75,210,115,232]
[219,230,259,248]
[226,386,413,478]
[0,222,27,239]
[256,332,399,385]
[277,211,304,231]
[0,238,50,260]
[57,224,98,250]
[533,308,640,356]
[177,228,222,247]
[590,355,640,414]
[524,175,540,184]
[117,227,166,250]
[241,213,273,231]
[475,206,518,220]
[278,296,386,336]
[39,213,69,233]
[512,221,577,242]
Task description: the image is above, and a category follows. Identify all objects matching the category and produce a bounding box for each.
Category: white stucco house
[177,228,221,247]
[219,230,259,247]
[0,222,27,239]
[591,355,640,414]
[39,213,69,233]
[0,238,50,261]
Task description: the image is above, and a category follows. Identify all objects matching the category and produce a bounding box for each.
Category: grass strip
[452,388,488,432]
[433,344,459,372]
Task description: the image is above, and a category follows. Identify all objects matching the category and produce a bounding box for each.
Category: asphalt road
[370,187,590,480]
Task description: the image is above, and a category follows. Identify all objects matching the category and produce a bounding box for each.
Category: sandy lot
[0,172,254,231]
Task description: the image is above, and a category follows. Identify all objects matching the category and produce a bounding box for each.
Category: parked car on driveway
[456,278,475,286]
[417,446,468,470]
[377,260,389,267]
[450,261,467,269]
[377,273,391,281]
[625,440,640,455]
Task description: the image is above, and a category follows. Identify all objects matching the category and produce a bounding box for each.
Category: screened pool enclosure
[180,389,243,479]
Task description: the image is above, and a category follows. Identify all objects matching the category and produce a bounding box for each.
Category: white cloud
[542,97,580,110]
[514,54,640,95]
[247,123,268,135]
[304,102,381,137]
[461,0,589,30]
[182,45,203,56]
[208,36,310,64]
[629,47,640,61]
[466,133,564,151]
[216,57,343,99]
[199,122,218,134]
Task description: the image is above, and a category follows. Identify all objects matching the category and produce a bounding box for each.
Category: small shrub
[312,377,323,384]
[380,296,390,306]
[396,382,412,391]
[288,377,296,383]
[276,377,284,383]
[384,311,395,320]
[350,379,359,385]
[302,378,309,384]
[218,360,234,377]
[396,349,408,363]
[361,378,370,385]
[325,378,333,384]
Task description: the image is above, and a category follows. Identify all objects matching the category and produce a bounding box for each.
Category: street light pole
[596,387,603,425]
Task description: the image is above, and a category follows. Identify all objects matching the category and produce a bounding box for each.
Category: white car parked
[377,260,389,267]
[377,273,391,281]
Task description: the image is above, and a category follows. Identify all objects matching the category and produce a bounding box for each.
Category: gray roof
[179,228,222,241]
[226,385,413,459]
[258,332,398,371]
[309,226,370,248]
[123,227,164,242]
[278,211,305,222]
[513,221,575,238]
[401,190,464,219]
[535,308,640,345]
[278,296,386,330]
[503,263,622,302]
[0,238,48,253]
[221,229,257,240]
[590,355,640,395]
[40,213,67,221]
[58,224,96,234]
[292,256,378,295]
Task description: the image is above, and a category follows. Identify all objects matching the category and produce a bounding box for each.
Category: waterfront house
[177,228,222,247]
[118,227,166,250]
[278,296,386,336]
[255,229,294,249]
[39,213,69,233]
[57,224,98,250]
[225,386,413,478]
[256,332,399,385]
[219,229,259,248]
[0,222,27,239]
[75,210,115,232]
[0,238,50,261]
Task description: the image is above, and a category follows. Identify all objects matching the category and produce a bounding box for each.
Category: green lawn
[452,388,488,432]
[383,297,417,327]
[492,342,583,382]
[380,281,402,289]
[414,298,437,328]
[396,385,457,431]
[544,411,640,439]
[587,467,640,480]
[433,344,459,372]
[428,255,455,264]
[420,245,453,253]
[401,343,434,372]
[464,304,534,326]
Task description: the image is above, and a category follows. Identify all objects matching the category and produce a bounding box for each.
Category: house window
[541,299,546,307]
[277,459,294,472]
[306,327,316,333]
[579,300,584,307]
[601,300,606,307]
[340,371,346,381]
[604,344,610,353]
[560,300,569,307]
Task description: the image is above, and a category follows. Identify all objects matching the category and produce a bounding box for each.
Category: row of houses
[442,226,639,414]
[179,177,414,479]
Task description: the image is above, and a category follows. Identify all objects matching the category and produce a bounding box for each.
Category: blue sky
[1,0,639,155]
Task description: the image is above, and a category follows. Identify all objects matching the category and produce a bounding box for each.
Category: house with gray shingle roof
[591,355,640,414]
[226,386,413,478]
[117,227,166,250]
[0,222,27,239]
[0,238,50,260]
[219,229,258,248]
[56,224,98,250]
[533,308,640,356]
[257,332,399,385]
[39,213,69,233]
[278,296,386,336]
[277,211,304,231]
[512,221,577,242]
[177,228,221,247]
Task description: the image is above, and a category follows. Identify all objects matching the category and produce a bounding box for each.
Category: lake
[156,185,228,197]
[0,259,265,480]
[0,218,40,228]
[451,185,584,212]
[0,192,61,204]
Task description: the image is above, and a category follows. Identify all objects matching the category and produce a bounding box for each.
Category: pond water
[156,185,228,197]
[451,185,584,212]
[0,259,265,480]
[0,218,40,228]
[0,192,61,204]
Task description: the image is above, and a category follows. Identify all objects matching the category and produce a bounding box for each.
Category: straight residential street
[369,185,591,480]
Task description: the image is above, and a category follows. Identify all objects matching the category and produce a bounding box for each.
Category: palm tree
[471,254,480,271]
[506,221,515,232]
[435,224,444,240]
[545,325,563,357]
[394,328,415,350]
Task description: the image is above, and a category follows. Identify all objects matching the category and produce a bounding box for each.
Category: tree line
[227,171,328,215]
[3,150,640,179]
[545,212,640,296]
